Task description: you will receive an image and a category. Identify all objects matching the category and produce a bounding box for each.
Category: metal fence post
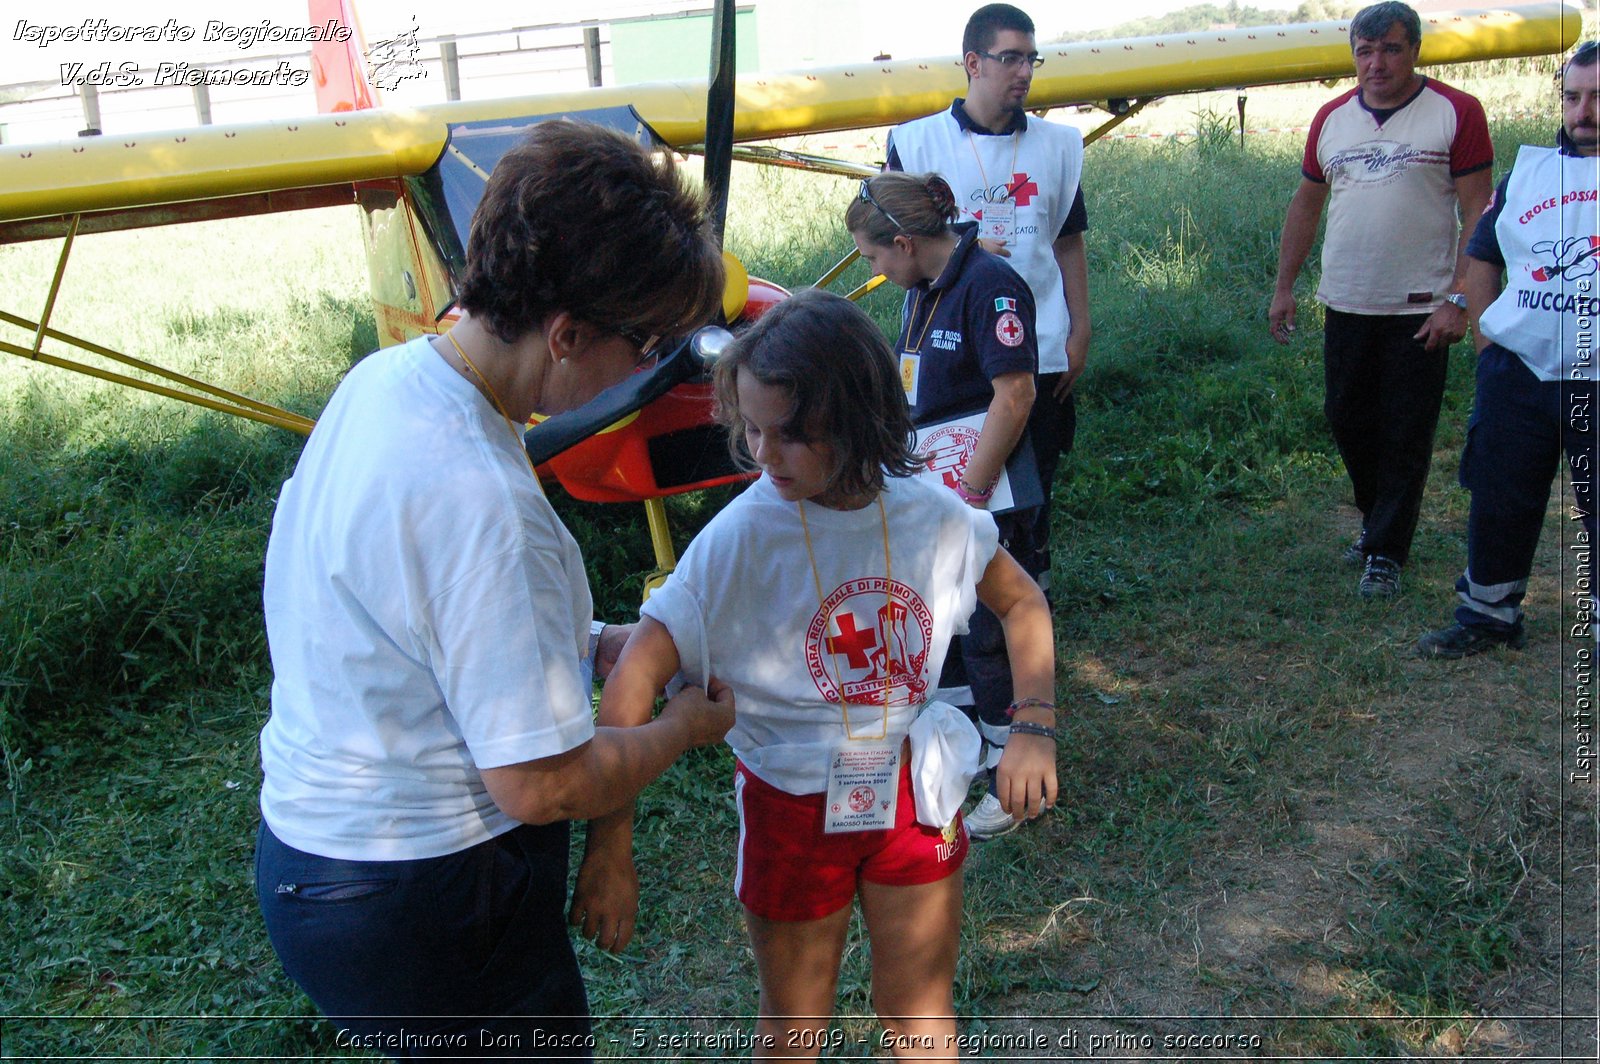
[583,26,602,87]
[440,38,461,101]
[80,83,102,135]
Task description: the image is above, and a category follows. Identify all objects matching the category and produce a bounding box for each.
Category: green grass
[1,100,1590,1059]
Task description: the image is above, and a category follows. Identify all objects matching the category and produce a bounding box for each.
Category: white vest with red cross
[1480,145,1600,382]
[890,112,1084,374]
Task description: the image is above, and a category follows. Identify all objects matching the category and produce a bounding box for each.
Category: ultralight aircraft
[0,0,1581,589]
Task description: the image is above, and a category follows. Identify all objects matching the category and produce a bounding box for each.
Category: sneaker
[1342,530,1369,567]
[964,793,1019,841]
[1358,555,1401,600]
[1416,621,1528,659]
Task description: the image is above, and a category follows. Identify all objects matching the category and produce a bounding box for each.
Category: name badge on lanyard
[799,494,902,834]
[900,352,921,405]
[824,737,900,833]
[982,199,1016,245]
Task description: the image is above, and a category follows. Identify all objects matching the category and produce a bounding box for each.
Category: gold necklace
[798,495,895,741]
[445,329,539,480]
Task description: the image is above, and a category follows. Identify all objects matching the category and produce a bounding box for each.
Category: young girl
[847,172,1042,840]
[571,289,1057,1058]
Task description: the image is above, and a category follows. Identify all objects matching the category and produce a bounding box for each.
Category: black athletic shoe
[1359,555,1401,600]
[1416,621,1527,659]
[1342,530,1368,567]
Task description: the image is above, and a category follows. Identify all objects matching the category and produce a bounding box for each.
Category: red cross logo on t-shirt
[1008,173,1038,207]
[825,612,879,670]
[806,578,934,705]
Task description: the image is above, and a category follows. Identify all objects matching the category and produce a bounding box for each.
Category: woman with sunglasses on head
[847,171,1052,842]
[255,120,733,1059]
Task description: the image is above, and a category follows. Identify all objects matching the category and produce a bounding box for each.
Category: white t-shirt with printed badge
[641,474,999,795]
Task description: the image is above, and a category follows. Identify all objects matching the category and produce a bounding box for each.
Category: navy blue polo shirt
[901,222,1039,426]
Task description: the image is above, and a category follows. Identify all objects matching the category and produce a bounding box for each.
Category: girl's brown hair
[713,289,923,501]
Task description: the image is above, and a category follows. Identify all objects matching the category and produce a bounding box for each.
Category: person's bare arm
[975,548,1057,819]
[1269,178,1329,344]
[566,618,691,952]
[479,619,724,828]
[1462,254,1503,356]
[959,371,1034,503]
[592,621,631,679]
[1414,168,1494,352]
[1053,232,1092,397]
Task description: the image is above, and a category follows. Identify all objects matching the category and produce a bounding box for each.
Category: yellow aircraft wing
[0,3,1580,233]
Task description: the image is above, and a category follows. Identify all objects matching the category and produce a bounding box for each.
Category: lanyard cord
[798,495,895,741]
[446,330,542,485]
[901,288,945,354]
[966,126,1021,200]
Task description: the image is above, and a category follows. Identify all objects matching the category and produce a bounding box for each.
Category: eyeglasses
[975,49,1043,69]
[619,326,662,370]
[857,179,906,232]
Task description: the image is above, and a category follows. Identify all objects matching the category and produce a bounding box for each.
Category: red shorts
[733,757,968,922]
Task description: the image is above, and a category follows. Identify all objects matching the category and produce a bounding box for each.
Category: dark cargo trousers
[1323,308,1449,565]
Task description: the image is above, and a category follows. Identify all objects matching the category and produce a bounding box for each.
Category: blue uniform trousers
[1455,343,1597,631]
[256,820,591,1061]
[1023,374,1078,593]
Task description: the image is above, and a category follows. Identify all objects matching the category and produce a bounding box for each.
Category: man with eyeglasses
[1268,1,1493,602]
[887,2,1087,840]
[1416,41,1599,657]
[887,3,1089,602]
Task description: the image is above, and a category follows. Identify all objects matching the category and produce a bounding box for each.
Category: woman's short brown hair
[457,120,724,344]
[714,289,922,501]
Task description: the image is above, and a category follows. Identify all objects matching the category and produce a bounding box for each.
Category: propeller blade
[704,0,737,248]
[523,327,732,467]
[529,2,739,473]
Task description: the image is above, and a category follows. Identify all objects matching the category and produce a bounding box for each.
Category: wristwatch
[1444,293,1468,310]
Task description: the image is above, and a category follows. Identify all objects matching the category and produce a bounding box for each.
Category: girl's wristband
[1005,697,1056,718]
[953,476,995,504]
